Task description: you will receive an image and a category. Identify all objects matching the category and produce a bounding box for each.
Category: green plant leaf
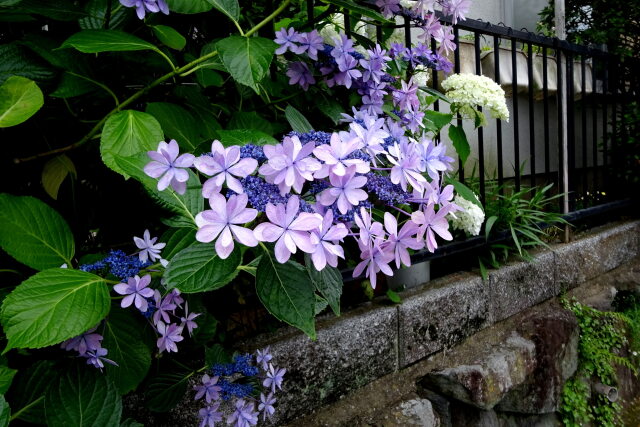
[61,29,158,53]
[191,311,218,344]
[305,255,342,316]
[145,369,193,412]
[448,124,470,164]
[485,215,498,239]
[49,72,95,98]
[165,0,212,14]
[213,129,277,146]
[0,269,110,351]
[8,360,57,423]
[386,289,402,303]
[100,110,164,178]
[113,153,202,225]
[205,344,229,366]
[0,43,55,85]
[216,36,276,94]
[206,0,239,22]
[319,0,391,23]
[146,102,203,151]
[256,249,316,338]
[228,111,273,135]
[160,227,197,260]
[151,25,186,50]
[79,0,128,30]
[42,154,76,200]
[0,395,8,427]
[444,177,483,210]
[0,75,43,127]
[285,105,313,133]
[102,309,152,395]
[317,96,344,124]
[45,365,122,427]
[164,243,241,293]
[195,68,224,88]
[0,193,74,270]
[16,0,85,20]
[424,110,453,133]
[0,365,17,395]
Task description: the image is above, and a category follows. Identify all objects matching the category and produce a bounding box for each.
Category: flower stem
[10,396,44,421]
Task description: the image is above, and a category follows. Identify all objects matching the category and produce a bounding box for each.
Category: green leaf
[485,215,498,239]
[164,243,241,293]
[120,419,144,427]
[444,177,483,211]
[317,96,343,124]
[146,102,203,151]
[424,110,453,133]
[8,360,57,423]
[160,227,197,260]
[205,344,229,366]
[0,43,55,84]
[228,111,274,135]
[386,289,402,303]
[0,75,43,127]
[151,25,186,50]
[102,309,152,395]
[49,72,95,98]
[195,68,224,88]
[145,369,193,412]
[0,269,110,350]
[191,311,218,344]
[165,0,212,14]
[79,0,128,30]
[0,365,17,394]
[448,124,471,164]
[206,0,239,22]
[17,0,85,20]
[319,0,391,23]
[0,395,9,427]
[315,295,328,315]
[256,249,316,338]
[216,36,276,94]
[419,86,451,103]
[285,105,313,133]
[42,154,76,200]
[305,255,342,316]
[61,29,158,53]
[0,193,74,270]
[100,110,164,178]
[45,365,122,427]
[113,153,202,225]
[213,129,277,146]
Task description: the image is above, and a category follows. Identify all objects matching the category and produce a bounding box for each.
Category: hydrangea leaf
[8,360,57,424]
[100,110,164,178]
[228,111,274,135]
[0,395,9,427]
[45,365,122,427]
[444,176,483,210]
[164,0,212,14]
[284,105,313,133]
[206,0,239,22]
[0,193,74,270]
[145,369,194,412]
[448,124,471,165]
[42,154,76,200]
[145,102,203,151]
[212,129,277,147]
[102,308,152,395]
[79,0,128,30]
[0,364,17,395]
[150,25,186,50]
[0,75,44,128]
[164,243,241,293]
[305,254,342,316]
[0,43,56,85]
[256,249,316,339]
[160,227,197,260]
[0,269,110,351]
[423,110,453,133]
[216,36,276,94]
[61,29,157,53]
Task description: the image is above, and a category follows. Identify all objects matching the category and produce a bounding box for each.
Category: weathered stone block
[398,273,491,367]
[554,221,640,289]
[248,303,399,425]
[489,250,557,322]
[378,398,440,427]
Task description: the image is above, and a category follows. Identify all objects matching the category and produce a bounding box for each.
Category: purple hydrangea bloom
[309,210,348,271]
[119,0,168,20]
[317,166,368,215]
[387,142,427,192]
[198,403,223,427]
[332,55,362,89]
[113,274,154,312]
[313,132,370,178]
[353,237,393,289]
[412,0,436,19]
[239,176,287,213]
[263,364,286,393]
[61,327,103,356]
[144,140,195,195]
[418,13,442,44]
[133,229,167,266]
[298,30,324,60]
[256,347,273,370]
[240,144,267,163]
[443,0,472,24]
[194,374,222,403]
[375,0,400,18]
[411,203,454,252]
[416,137,454,180]
[156,321,184,353]
[392,78,420,112]
[84,347,118,370]
[180,302,201,336]
[195,193,258,259]
[258,393,277,421]
[152,289,176,325]
[364,173,411,206]
[330,34,355,61]
[286,62,316,91]
[383,212,423,268]
[253,196,322,263]
[354,207,384,246]
[274,28,304,55]
[194,140,258,197]
[403,109,426,133]
[227,399,259,427]
[435,25,457,55]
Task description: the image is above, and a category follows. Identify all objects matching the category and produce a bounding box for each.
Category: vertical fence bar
[581,56,587,199]
[610,58,618,200]
[343,9,351,37]
[591,54,598,196]
[376,25,383,44]
[404,16,411,51]
[494,35,504,191]
[566,52,575,210]
[543,46,550,181]
[511,38,520,191]
[454,26,464,183]
[306,0,314,24]
[556,44,565,208]
[602,56,609,196]
[431,37,440,112]
[474,32,485,203]
[527,42,535,189]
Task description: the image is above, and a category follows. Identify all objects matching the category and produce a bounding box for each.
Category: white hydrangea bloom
[385,28,406,48]
[448,194,485,236]
[441,73,510,125]
[319,14,368,46]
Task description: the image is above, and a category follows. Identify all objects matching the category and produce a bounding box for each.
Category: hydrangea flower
[263,364,286,393]
[309,210,348,271]
[85,347,118,370]
[411,203,454,252]
[317,166,368,214]
[198,403,223,427]
[253,196,322,263]
[180,302,201,336]
[152,289,176,325]
[383,212,423,268]
[194,374,222,403]
[259,135,321,195]
[113,274,154,312]
[443,0,472,24]
[441,73,509,123]
[133,229,167,266]
[258,393,277,421]
[119,0,169,20]
[274,28,303,55]
[144,140,195,195]
[448,194,485,236]
[313,132,370,178]
[286,62,316,91]
[256,347,273,370]
[353,238,394,289]
[227,399,259,427]
[194,141,258,197]
[195,193,258,259]
[156,322,184,353]
[297,30,324,60]
[387,142,427,192]
[61,327,103,356]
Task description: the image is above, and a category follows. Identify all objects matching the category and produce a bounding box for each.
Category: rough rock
[377,398,440,427]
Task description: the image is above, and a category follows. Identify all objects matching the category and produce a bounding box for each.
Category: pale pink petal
[290,212,322,231]
[274,237,292,263]
[253,223,284,242]
[144,162,168,178]
[196,223,225,243]
[230,225,258,247]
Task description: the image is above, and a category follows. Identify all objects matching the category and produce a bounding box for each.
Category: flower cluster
[119,0,169,20]
[448,193,485,236]
[441,73,510,124]
[195,348,285,427]
[61,327,117,370]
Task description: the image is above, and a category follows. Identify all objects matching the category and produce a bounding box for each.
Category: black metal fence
[301,1,639,279]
